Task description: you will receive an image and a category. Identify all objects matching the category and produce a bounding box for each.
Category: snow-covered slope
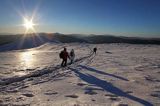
[0,43,160,106]
[0,34,60,52]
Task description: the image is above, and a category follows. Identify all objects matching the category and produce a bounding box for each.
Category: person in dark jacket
[60,48,70,67]
[93,47,97,54]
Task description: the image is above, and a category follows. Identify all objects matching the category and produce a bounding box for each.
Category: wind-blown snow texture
[0,43,160,106]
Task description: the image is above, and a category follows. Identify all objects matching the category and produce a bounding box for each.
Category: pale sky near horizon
[0,0,160,37]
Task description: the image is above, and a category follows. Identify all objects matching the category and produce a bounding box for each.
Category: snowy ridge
[0,34,60,52]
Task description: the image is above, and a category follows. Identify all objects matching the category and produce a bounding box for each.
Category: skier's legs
[61,59,65,67]
[64,59,67,66]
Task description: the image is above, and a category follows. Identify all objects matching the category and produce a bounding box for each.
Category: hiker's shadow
[79,65,129,81]
[69,67,153,106]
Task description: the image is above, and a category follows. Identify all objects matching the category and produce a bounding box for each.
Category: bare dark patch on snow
[22,93,34,97]
[65,94,79,98]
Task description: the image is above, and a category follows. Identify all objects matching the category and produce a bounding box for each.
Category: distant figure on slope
[70,49,75,64]
[93,47,97,54]
[59,47,70,67]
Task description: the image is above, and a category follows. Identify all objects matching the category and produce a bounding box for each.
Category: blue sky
[0,0,160,37]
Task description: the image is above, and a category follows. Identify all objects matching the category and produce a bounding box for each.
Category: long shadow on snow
[79,65,129,81]
[70,67,153,106]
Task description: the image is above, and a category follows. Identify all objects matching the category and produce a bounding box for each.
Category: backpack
[59,51,63,59]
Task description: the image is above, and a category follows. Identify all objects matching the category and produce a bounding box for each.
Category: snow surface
[0,43,160,106]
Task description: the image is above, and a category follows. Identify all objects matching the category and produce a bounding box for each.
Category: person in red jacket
[60,47,70,67]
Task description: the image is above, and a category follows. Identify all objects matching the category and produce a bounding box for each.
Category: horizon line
[0,32,160,39]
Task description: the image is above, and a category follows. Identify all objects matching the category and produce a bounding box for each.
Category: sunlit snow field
[0,43,160,106]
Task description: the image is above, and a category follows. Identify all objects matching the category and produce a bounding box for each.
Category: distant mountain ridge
[0,33,160,51]
[39,33,160,44]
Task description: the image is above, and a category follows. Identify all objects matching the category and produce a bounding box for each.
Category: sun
[23,18,35,30]
[22,17,37,34]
